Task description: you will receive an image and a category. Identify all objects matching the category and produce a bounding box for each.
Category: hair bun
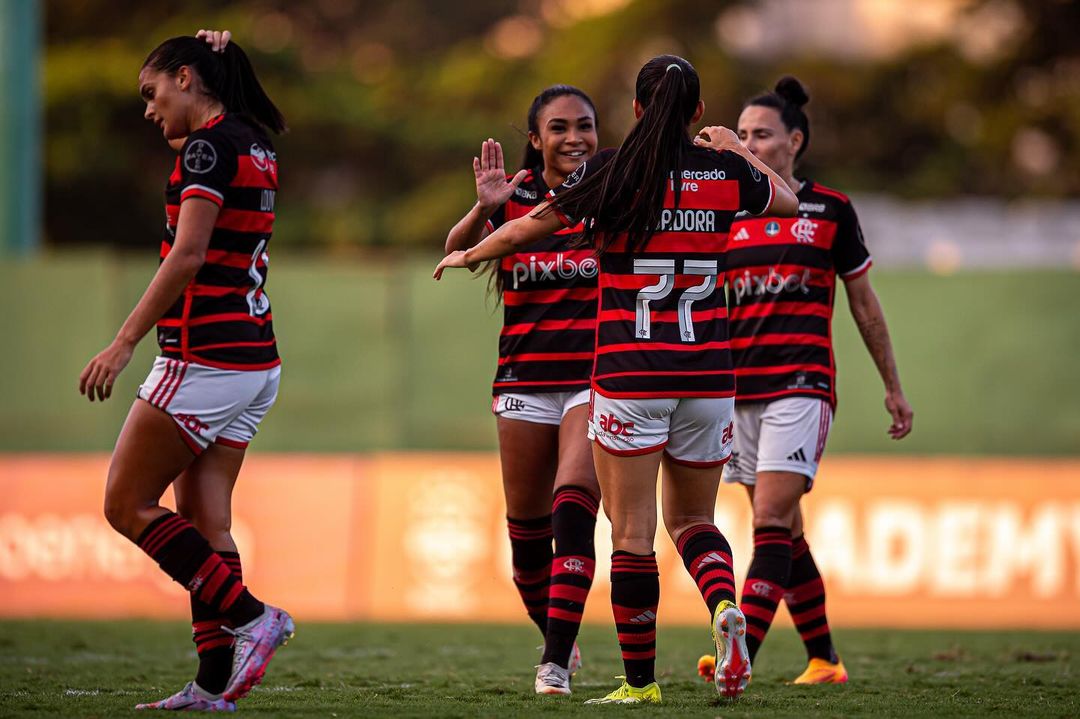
[774,76,809,108]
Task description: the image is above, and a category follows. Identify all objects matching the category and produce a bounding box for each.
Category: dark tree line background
[44,0,1080,252]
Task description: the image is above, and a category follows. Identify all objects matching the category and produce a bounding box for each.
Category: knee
[103,490,140,539]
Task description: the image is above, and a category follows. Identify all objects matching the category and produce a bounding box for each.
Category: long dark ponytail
[521,85,598,171]
[144,36,286,134]
[548,54,700,254]
[746,76,810,161]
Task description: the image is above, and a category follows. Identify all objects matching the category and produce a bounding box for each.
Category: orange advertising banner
[1,454,1078,627]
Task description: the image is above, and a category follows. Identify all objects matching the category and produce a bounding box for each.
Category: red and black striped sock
[741,526,792,662]
[610,551,659,688]
[137,512,263,627]
[541,486,599,668]
[191,551,242,695]
[507,514,553,635]
[676,523,736,617]
[785,534,837,662]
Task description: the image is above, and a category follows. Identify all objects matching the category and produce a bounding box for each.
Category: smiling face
[529,94,598,182]
[139,65,196,141]
[737,104,803,177]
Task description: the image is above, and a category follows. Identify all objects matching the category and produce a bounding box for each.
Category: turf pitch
[2,621,1076,717]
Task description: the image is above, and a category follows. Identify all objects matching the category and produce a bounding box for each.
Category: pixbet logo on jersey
[511,253,598,289]
[731,267,812,305]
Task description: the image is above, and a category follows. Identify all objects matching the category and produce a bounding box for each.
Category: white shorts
[492,390,591,426]
[588,392,735,467]
[137,357,280,455]
[723,396,833,489]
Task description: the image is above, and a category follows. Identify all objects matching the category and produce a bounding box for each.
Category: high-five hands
[475,139,528,212]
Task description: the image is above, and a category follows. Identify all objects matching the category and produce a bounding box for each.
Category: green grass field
[2,255,1078,454]
[1,621,1076,717]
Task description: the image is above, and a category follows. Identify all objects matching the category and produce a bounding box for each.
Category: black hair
[521,85,598,171]
[545,55,700,255]
[484,85,599,304]
[143,36,286,134]
[745,75,810,161]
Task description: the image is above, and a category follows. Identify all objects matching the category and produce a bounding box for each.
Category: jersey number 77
[633,258,718,342]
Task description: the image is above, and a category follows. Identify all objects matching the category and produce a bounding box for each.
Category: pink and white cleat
[223,605,295,701]
[712,600,751,699]
[568,641,583,675]
[135,682,236,711]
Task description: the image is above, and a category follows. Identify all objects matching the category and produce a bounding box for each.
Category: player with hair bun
[437,55,799,704]
[712,76,913,685]
[79,31,292,710]
[445,85,603,696]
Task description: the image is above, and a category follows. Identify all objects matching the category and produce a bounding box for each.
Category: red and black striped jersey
[487,166,597,395]
[726,180,871,407]
[548,146,774,399]
[158,113,280,371]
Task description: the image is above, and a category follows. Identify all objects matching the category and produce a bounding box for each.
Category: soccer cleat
[135,682,236,711]
[223,605,295,701]
[792,656,848,684]
[568,642,583,675]
[583,678,662,704]
[534,662,572,695]
[712,600,751,699]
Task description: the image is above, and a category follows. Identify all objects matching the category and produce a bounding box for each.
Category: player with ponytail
[444,85,603,696]
[437,55,798,703]
[79,31,291,710]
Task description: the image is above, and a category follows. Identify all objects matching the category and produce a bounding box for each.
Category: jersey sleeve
[546,148,616,227]
[177,128,238,207]
[832,199,872,279]
[485,194,509,234]
[727,151,773,216]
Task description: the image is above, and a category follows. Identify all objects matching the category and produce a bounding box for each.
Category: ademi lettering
[658,209,716,233]
[731,267,812,305]
[809,499,1080,599]
[511,253,598,289]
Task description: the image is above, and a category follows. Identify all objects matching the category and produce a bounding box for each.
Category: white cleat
[712,600,751,699]
[535,662,572,695]
[135,682,236,711]
[223,605,295,701]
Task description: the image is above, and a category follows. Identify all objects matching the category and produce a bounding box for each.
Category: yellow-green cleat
[712,599,751,699]
[583,678,662,704]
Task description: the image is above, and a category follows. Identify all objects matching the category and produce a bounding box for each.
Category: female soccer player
[78,35,293,711]
[721,77,913,683]
[437,55,798,703]
[445,86,603,695]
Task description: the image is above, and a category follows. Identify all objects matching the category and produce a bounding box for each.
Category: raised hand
[693,125,742,153]
[196,29,232,53]
[474,138,528,212]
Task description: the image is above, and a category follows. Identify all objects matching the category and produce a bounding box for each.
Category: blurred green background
[3,0,1079,454]
[3,256,1078,454]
